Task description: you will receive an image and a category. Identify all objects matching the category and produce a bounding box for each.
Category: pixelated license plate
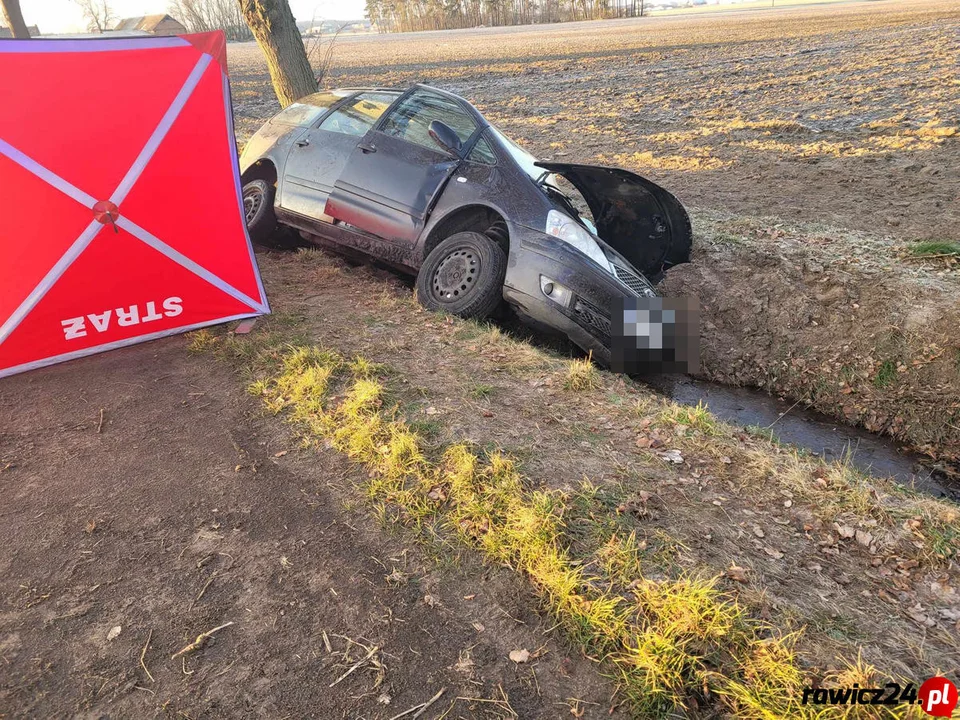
[610,296,699,374]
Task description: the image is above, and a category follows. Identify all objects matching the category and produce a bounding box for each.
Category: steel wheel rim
[243,186,263,225]
[431,247,480,302]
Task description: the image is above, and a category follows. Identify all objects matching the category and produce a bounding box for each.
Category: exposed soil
[661,214,960,464]
[0,343,623,718]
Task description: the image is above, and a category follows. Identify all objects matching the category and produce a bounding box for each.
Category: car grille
[613,264,657,297]
[573,297,611,341]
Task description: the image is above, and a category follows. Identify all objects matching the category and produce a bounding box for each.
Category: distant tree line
[365,0,644,33]
[167,0,254,41]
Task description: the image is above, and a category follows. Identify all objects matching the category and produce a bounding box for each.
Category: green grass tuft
[909,241,960,257]
[873,359,898,388]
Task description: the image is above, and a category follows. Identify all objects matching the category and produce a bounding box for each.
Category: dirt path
[0,342,622,718]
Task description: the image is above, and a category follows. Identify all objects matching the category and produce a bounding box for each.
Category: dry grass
[563,357,601,391]
[657,400,719,436]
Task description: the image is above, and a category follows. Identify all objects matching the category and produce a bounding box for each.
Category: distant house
[0,25,40,38]
[113,14,186,36]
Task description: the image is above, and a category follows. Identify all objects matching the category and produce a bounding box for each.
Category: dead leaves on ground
[508,648,530,664]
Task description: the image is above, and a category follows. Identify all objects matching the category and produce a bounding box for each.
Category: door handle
[358,142,376,153]
[295,138,310,147]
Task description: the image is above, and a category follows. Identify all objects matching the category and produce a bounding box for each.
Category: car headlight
[545,210,613,274]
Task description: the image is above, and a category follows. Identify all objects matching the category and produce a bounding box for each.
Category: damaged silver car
[239,84,693,365]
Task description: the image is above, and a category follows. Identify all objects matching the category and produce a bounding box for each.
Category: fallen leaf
[903,516,923,532]
[907,603,936,627]
[752,526,765,538]
[726,565,748,583]
[509,648,530,664]
[385,568,407,586]
[454,650,475,674]
[657,449,684,464]
[835,523,856,539]
[854,530,874,548]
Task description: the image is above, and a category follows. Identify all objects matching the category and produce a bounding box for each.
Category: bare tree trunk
[1,0,31,38]
[237,0,316,108]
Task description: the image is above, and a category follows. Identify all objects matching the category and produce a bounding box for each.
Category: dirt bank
[216,250,960,711]
[662,213,960,463]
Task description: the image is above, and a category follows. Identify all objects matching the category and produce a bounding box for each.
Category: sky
[19,0,367,35]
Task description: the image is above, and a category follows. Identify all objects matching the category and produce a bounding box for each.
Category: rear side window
[380,90,477,152]
[272,102,326,127]
[319,92,398,136]
[272,92,347,126]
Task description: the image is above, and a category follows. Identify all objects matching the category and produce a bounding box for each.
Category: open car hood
[536,162,692,278]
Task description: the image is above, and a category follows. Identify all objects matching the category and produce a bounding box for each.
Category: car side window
[467,134,497,165]
[274,102,327,128]
[380,90,477,152]
[318,92,398,136]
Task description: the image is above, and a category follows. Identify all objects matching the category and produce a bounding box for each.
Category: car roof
[331,87,402,95]
[291,85,486,128]
[301,85,471,106]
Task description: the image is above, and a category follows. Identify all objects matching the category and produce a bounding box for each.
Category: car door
[278,92,398,219]
[324,88,479,246]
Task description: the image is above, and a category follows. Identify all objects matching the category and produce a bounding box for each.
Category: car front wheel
[242,178,278,246]
[416,231,506,320]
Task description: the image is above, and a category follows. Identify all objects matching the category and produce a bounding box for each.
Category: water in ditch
[642,374,958,501]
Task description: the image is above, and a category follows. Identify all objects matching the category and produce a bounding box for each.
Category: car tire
[416,231,506,320]
[242,178,278,246]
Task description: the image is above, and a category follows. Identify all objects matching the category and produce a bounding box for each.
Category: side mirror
[428,120,462,155]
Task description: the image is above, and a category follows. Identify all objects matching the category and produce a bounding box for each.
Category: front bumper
[503,226,650,365]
